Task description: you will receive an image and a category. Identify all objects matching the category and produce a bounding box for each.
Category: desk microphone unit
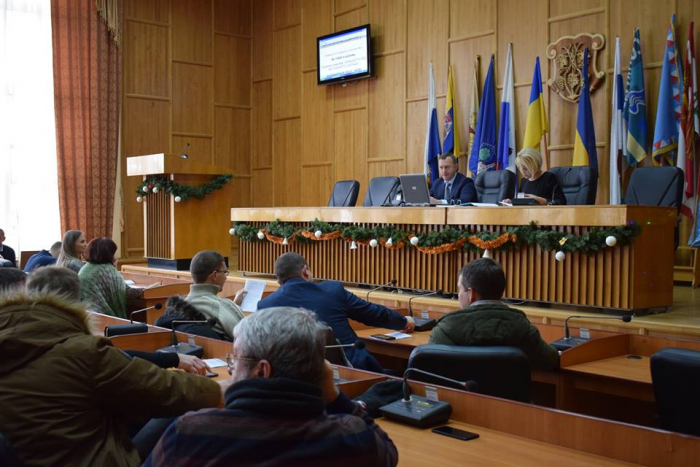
[379,368,476,428]
[366,279,397,302]
[550,314,633,351]
[103,303,163,337]
[156,318,217,358]
[407,289,442,332]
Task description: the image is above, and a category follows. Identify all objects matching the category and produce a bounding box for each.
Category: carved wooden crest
[546,33,605,103]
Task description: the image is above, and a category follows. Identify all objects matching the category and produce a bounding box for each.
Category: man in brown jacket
[0,267,223,467]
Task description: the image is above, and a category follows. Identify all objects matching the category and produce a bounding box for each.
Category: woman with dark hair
[78,237,143,317]
[56,230,87,272]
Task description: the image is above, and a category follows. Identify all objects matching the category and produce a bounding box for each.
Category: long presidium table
[232,206,676,313]
[92,313,700,467]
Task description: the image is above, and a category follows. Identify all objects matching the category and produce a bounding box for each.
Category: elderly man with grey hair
[146,307,399,467]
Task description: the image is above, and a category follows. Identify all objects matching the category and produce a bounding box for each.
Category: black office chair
[363,176,400,207]
[550,166,598,205]
[154,296,231,341]
[624,166,683,248]
[0,433,22,467]
[328,180,360,207]
[651,347,700,436]
[475,170,516,203]
[407,345,531,403]
[322,326,353,367]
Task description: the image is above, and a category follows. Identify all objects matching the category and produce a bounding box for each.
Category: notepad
[385,331,412,340]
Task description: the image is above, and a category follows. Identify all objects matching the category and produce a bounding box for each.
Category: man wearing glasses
[145,307,398,466]
[183,250,246,340]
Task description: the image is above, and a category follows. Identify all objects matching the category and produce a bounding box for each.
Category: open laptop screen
[399,174,431,205]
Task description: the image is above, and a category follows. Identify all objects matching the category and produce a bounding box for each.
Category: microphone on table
[103,303,163,337]
[550,314,633,351]
[157,318,217,358]
[407,289,442,332]
[366,279,397,301]
[325,340,366,350]
[379,368,479,428]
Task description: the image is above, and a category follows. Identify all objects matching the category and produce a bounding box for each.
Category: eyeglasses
[212,268,230,276]
[225,352,258,369]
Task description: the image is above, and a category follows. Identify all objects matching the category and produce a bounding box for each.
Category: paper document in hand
[241,279,266,312]
[203,358,227,368]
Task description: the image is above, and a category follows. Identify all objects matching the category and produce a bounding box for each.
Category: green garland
[230,220,641,254]
[136,174,233,202]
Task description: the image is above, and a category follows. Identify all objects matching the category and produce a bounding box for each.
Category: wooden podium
[127,153,232,270]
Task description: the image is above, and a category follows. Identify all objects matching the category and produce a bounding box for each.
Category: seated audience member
[23,241,62,273]
[56,229,87,272]
[79,237,144,318]
[429,258,559,370]
[257,253,414,372]
[155,294,230,341]
[503,148,566,205]
[0,229,17,267]
[0,268,26,293]
[184,250,246,340]
[145,307,398,467]
[0,266,222,467]
[429,153,477,205]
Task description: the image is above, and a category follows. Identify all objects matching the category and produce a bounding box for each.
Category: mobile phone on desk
[205,371,218,378]
[370,334,396,341]
[431,425,479,441]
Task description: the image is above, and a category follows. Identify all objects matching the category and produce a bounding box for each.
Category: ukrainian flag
[573,48,598,169]
[522,57,548,149]
[443,65,459,157]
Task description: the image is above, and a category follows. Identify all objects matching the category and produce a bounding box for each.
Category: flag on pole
[443,65,459,158]
[682,22,698,221]
[467,57,480,177]
[653,15,684,167]
[497,43,516,173]
[687,23,700,246]
[572,48,598,169]
[424,62,442,184]
[609,37,625,204]
[522,57,548,150]
[623,28,648,166]
[469,55,498,176]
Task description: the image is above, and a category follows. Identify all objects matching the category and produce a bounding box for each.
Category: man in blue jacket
[429,153,477,205]
[257,253,414,372]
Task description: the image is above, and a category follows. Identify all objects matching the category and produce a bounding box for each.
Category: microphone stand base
[157,343,204,358]
[379,396,452,428]
[550,336,589,352]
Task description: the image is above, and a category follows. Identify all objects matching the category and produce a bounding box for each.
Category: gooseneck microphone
[103,303,164,337]
[407,289,442,318]
[325,340,366,350]
[129,302,162,323]
[157,318,217,357]
[400,368,476,402]
[366,278,397,301]
[178,142,190,159]
[407,289,442,332]
[550,314,633,351]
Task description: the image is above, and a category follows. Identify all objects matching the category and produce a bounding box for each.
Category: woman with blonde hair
[56,230,87,272]
[504,148,566,205]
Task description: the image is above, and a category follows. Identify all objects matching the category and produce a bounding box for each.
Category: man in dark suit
[257,253,415,372]
[0,229,16,268]
[429,153,477,205]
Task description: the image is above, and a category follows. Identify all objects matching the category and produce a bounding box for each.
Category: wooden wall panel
[172,0,212,63]
[214,35,251,105]
[214,0,252,36]
[253,81,273,168]
[550,0,604,17]
[369,53,405,158]
[302,72,334,163]
[407,0,448,99]
[336,0,365,15]
[335,6,368,31]
[126,0,169,23]
[230,178,252,207]
[334,79,368,110]
[253,0,274,79]
[449,0,494,38]
[274,0,302,30]
[406,97,446,174]
[124,22,169,97]
[302,0,333,70]
[252,169,274,207]
[123,99,170,156]
[273,26,302,119]
[214,107,251,172]
[273,119,303,206]
[301,165,334,205]
[172,135,213,166]
[335,109,368,191]
[172,63,213,134]
[369,0,405,54]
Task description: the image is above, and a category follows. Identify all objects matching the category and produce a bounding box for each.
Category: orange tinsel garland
[410,236,467,255]
[300,230,342,241]
[468,233,516,250]
[262,229,298,245]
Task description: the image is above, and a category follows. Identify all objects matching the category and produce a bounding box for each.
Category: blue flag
[469,56,498,176]
[424,62,442,184]
[624,29,648,165]
[572,48,598,169]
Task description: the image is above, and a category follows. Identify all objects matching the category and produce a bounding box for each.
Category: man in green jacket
[429,258,559,370]
[0,266,223,467]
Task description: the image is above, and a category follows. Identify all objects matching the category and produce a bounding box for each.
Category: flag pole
[542,131,550,170]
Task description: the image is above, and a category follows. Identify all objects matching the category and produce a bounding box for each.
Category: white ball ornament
[142,186,149,193]
[136,196,142,203]
[369,239,378,247]
[229,228,236,235]
[555,251,566,262]
[314,230,323,238]
[152,186,159,194]
[605,235,617,247]
[410,236,419,246]
[174,196,182,203]
[257,231,265,240]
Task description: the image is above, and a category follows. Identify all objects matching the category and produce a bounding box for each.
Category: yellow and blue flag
[522,57,548,150]
[623,29,648,166]
[469,56,497,176]
[443,65,459,157]
[572,48,598,169]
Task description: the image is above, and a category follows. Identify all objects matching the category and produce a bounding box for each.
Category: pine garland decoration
[136,174,233,202]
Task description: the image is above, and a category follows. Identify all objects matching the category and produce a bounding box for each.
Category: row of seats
[329,166,684,208]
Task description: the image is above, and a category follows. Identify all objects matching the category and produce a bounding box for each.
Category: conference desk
[91,313,700,466]
[232,205,676,312]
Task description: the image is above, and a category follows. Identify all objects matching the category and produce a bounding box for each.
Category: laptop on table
[399,174,433,206]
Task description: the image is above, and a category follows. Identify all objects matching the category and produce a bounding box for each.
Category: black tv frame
[317,24,373,86]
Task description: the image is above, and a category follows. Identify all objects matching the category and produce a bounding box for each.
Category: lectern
[127,153,232,270]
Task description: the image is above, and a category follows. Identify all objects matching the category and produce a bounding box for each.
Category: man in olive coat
[429,258,559,370]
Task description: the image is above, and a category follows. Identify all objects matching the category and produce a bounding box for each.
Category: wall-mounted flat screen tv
[317,24,372,86]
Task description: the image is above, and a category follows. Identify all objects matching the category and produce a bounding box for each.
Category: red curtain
[51,0,121,240]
